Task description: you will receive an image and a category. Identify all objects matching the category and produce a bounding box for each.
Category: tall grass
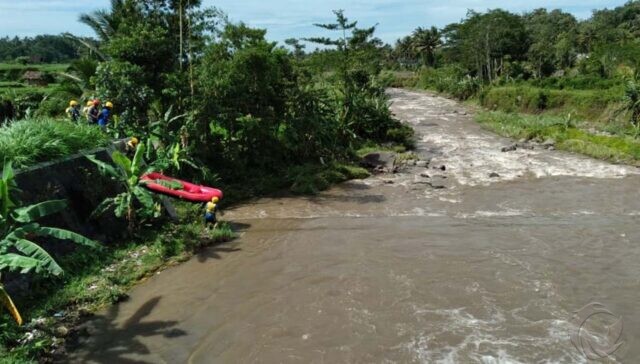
[0,118,110,168]
[477,111,640,164]
[478,86,623,121]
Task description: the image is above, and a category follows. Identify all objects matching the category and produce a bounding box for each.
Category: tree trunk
[179,0,184,70]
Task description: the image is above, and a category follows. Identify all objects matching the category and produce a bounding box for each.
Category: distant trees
[393,1,640,82]
[0,35,80,63]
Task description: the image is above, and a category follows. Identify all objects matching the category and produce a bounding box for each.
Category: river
[68,89,640,363]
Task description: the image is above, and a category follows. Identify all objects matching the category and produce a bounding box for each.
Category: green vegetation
[0,2,414,361]
[88,144,160,230]
[0,119,110,169]
[0,161,99,326]
[477,111,640,164]
[477,86,623,121]
[0,36,81,64]
[387,2,640,164]
[0,205,236,362]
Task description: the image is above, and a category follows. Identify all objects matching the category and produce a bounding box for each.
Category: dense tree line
[391,1,640,81]
[70,0,410,186]
[0,35,81,63]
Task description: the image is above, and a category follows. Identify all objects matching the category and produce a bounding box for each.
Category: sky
[0,0,631,45]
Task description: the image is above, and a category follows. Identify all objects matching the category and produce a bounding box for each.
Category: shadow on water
[196,242,242,263]
[67,296,186,364]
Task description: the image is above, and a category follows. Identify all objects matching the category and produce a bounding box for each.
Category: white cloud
[0,0,630,42]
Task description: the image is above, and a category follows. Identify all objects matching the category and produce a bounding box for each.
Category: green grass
[0,63,69,72]
[478,85,624,122]
[0,203,238,363]
[288,162,370,195]
[0,118,111,169]
[477,111,640,164]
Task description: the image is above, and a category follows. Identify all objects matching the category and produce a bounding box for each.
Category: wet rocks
[428,175,447,189]
[501,142,533,152]
[489,172,500,178]
[541,138,556,149]
[361,152,396,173]
[415,160,429,168]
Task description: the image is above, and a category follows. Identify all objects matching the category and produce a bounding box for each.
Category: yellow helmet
[105,101,114,109]
[211,197,219,203]
[130,137,139,145]
[86,100,93,107]
[69,100,78,106]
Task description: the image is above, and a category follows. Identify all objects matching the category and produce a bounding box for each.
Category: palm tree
[411,26,442,67]
[78,0,126,42]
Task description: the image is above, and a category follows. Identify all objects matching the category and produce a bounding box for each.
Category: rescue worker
[204,197,219,229]
[87,99,100,124]
[82,100,93,119]
[97,101,113,129]
[65,100,80,122]
[125,137,139,157]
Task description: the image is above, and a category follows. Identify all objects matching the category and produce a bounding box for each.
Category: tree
[442,10,529,82]
[524,9,579,77]
[411,26,441,67]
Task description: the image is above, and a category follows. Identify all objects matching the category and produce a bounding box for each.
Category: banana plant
[87,142,160,231]
[0,161,100,325]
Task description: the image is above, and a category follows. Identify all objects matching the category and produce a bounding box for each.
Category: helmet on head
[105,101,113,109]
[86,100,93,107]
[69,100,78,106]
[211,197,219,203]
[130,137,139,145]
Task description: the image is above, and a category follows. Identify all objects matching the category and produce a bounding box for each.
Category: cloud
[0,0,630,43]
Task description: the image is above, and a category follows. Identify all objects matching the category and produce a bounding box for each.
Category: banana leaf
[12,239,63,276]
[12,200,67,223]
[0,253,44,274]
[34,227,100,249]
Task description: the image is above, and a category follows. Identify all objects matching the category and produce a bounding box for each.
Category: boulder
[416,160,428,168]
[489,172,500,178]
[361,152,396,173]
[501,144,517,152]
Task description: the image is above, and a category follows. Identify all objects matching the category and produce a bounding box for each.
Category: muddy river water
[69,89,640,363]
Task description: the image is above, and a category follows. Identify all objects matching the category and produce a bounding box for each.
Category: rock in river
[361,152,396,173]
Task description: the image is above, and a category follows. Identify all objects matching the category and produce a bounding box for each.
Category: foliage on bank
[477,111,640,164]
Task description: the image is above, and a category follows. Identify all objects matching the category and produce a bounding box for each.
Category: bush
[478,85,622,120]
[0,118,110,168]
[417,65,481,100]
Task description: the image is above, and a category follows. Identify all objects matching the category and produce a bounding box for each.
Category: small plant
[0,161,99,325]
[621,76,640,137]
[88,143,160,231]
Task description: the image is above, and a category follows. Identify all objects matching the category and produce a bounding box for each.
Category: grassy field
[477,111,640,165]
[478,85,624,122]
[0,63,69,72]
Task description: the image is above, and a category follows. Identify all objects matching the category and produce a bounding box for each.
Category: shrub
[0,118,110,168]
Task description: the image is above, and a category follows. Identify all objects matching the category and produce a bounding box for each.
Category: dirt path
[67,89,640,363]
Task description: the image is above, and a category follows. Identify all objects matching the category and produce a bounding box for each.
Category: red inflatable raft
[140,172,223,202]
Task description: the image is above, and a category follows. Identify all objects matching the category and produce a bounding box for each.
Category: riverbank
[0,150,399,363]
[62,89,640,363]
[399,70,640,166]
